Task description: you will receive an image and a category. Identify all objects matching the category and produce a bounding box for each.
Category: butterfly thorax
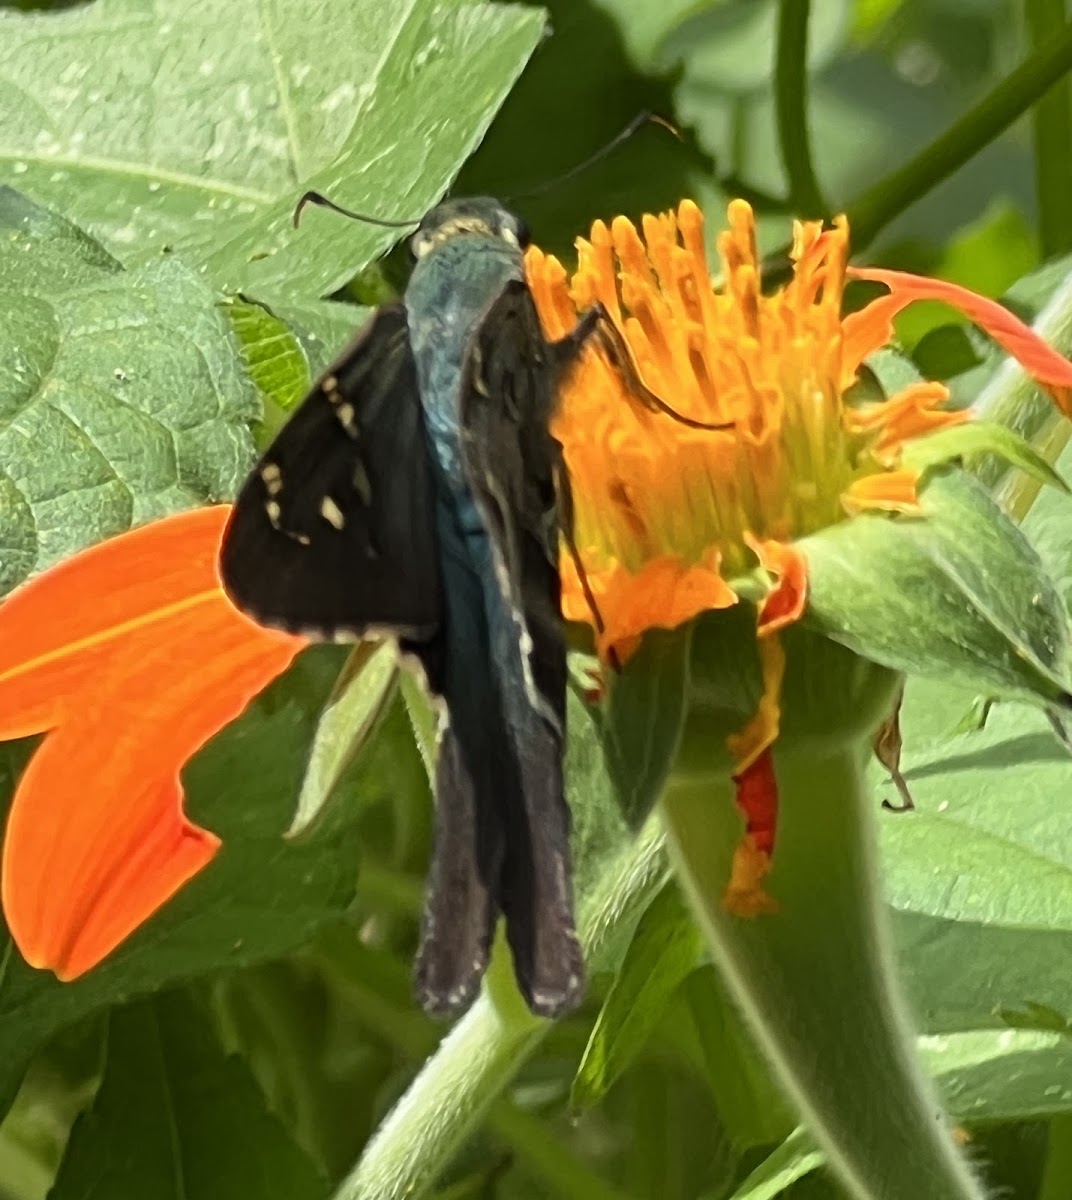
[405,233,523,511]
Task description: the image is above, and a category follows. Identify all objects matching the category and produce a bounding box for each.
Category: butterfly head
[411,197,531,259]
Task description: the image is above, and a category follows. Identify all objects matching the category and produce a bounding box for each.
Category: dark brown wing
[219,304,442,641]
[458,278,583,1017]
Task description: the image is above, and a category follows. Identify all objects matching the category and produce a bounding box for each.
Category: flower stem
[661,742,986,1200]
[848,19,1072,252]
[332,819,668,1200]
[1040,1115,1072,1200]
[775,0,825,216]
[1026,0,1072,256]
[334,966,545,1200]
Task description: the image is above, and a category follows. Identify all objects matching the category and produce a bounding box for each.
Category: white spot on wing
[320,496,346,529]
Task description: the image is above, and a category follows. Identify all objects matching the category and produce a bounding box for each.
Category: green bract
[801,469,1072,707]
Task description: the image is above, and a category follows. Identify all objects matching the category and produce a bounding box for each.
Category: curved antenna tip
[291,190,420,230]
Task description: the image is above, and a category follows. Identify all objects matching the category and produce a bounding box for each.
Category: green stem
[1026,0,1072,256]
[661,743,985,1200]
[1040,1114,1072,1200]
[489,1101,636,1200]
[331,818,668,1200]
[775,0,825,215]
[334,957,545,1200]
[848,20,1072,252]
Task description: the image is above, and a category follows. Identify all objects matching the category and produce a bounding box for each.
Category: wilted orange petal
[733,745,778,855]
[2,583,303,978]
[745,537,808,636]
[842,469,922,514]
[726,635,785,773]
[723,747,779,917]
[849,267,1072,417]
[0,507,233,738]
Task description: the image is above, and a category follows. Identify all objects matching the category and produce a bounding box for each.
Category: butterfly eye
[512,217,531,250]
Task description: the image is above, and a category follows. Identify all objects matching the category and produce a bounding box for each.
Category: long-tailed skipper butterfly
[220,184,718,1018]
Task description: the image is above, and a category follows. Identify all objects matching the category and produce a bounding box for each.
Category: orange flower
[0,508,304,978]
[6,199,1072,976]
[527,199,1072,908]
[529,200,971,662]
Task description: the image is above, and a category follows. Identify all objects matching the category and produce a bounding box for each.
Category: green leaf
[224,296,314,439]
[50,989,327,1200]
[454,0,715,264]
[875,679,1072,1046]
[264,298,369,376]
[801,470,1072,707]
[721,1023,1072,1197]
[571,881,703,1111]
[0,649,426,1119]
[901,421,1070,493]
[0,0,546,295]
[911,324,989,385]
[600,628,692,828]
[1022,448,1072,609]
[971,259,1072,499]
[290,641,399,835]
[878,672,1072,1128]
[0,187,257,595]
[721,1127,823,1200]
[682,968,795,1152]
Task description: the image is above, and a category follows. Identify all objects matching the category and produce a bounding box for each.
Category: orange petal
[723,747,779,917]
[580,553,737,662]
[3,589,303,978]
[842,469,922,514]
[0,507,235,738]
[848,267,1072,417]
[744,536,808,636]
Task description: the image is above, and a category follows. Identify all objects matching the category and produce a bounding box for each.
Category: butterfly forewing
[220,305,442,641]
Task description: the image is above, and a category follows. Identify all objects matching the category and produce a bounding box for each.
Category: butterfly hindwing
[220,304,442,640]
[461,279,567,731]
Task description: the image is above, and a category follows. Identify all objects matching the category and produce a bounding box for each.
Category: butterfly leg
[552,303,730,431]
[550,441,621,673]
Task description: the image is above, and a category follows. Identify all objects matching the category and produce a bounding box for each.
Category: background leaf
[571,880,703,1111]
[50,989,328,1200]
[0,188,257,594]
[0,0,546,297]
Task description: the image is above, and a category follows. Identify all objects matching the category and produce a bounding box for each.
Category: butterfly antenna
[292,190,421,230]
[509,112,680,204]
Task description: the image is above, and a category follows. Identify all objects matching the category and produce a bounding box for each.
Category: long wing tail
[495,687,584,1018]
[409,621,504,1018]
